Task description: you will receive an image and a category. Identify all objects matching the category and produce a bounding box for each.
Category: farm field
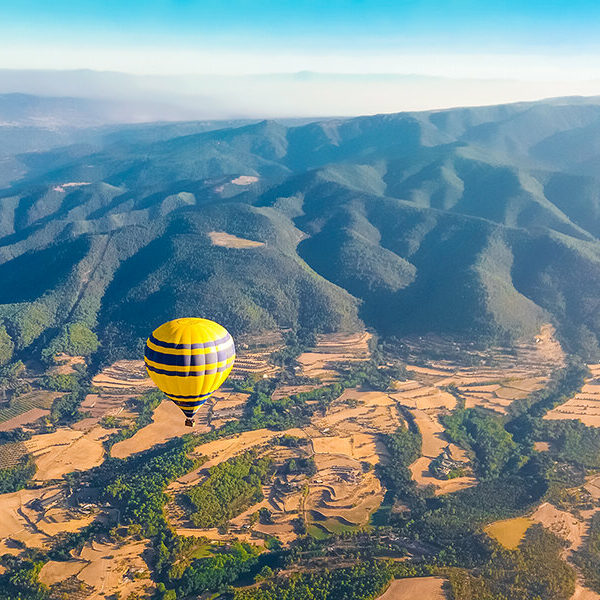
[111,399,212,459]
[0,322,591,600]
[165,386,396,543]
[484,517,532,549]
[24,426,113,481]
[75,360,153,431]
[398,324,564,415]
[230,330,283,380]
[545,364,600,426]
[0,485,101,550]
[297,331,372,380]
[376,577,448,599]
[39,538,153,600]
[0,390,61,428]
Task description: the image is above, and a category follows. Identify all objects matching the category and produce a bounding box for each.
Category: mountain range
[0,95,599,363]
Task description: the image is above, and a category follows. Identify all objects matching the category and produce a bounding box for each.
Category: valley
[0,96,600,600]
[2,323,598,599]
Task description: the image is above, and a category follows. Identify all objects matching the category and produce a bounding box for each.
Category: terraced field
[304,453,383,537]
[387,325,566,494]
[297,331,372,381]
[545,364,600,426]
[231,330,283,380]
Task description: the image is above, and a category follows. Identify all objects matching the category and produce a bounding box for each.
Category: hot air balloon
[144,318,235,426]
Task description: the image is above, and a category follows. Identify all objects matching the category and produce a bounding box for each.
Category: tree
[0,325,14,366]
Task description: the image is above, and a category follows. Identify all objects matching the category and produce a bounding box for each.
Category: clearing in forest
[208,231,265,248]
[484,517,532,549]
[376,576,448,599]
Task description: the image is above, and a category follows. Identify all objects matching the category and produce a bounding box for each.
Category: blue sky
[2,1,600,114]
[2,0,600,63]
[1,0,600,90]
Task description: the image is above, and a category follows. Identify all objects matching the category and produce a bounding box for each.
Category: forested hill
[0,95,599,364]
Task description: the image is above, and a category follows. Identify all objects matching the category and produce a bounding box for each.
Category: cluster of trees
[233,560,396,600]
[87,436,198,535]
[41,322,99,364]
[152,528,270,599]
[0,430,35,494]
[284,457,316,476]
[0,360,30,400]
[379,425,422,499]
[186,451,273,528]
[447,525,575,600]
[273,434,308,448]
[0,453,36,494]
[442,409,522,479]
[539,420,600,468]
[48,376,89,424]
[41,373,80,392]
[507,361,588,441]
[410,456,548,563]
[0,555,48,600]
[0,324,14,366]
[166,542,261,599]
[47,522,108,561]
[269,329,317,371]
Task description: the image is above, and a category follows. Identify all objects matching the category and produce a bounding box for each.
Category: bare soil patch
[0,408,51,431]
[315,389,402,436]
[50,353,85,375]
[571,585,600,600]
[208,231,265,248]
[39,560,86,585]
[231,175,259,185]
[530,502,588,551]
[0,486,97,550]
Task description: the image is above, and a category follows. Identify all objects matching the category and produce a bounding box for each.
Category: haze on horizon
[2,0,600,118]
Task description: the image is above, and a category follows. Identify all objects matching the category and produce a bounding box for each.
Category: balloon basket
[185,419,195,427]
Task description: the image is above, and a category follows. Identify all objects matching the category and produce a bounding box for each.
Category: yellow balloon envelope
[144,318,235,426]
